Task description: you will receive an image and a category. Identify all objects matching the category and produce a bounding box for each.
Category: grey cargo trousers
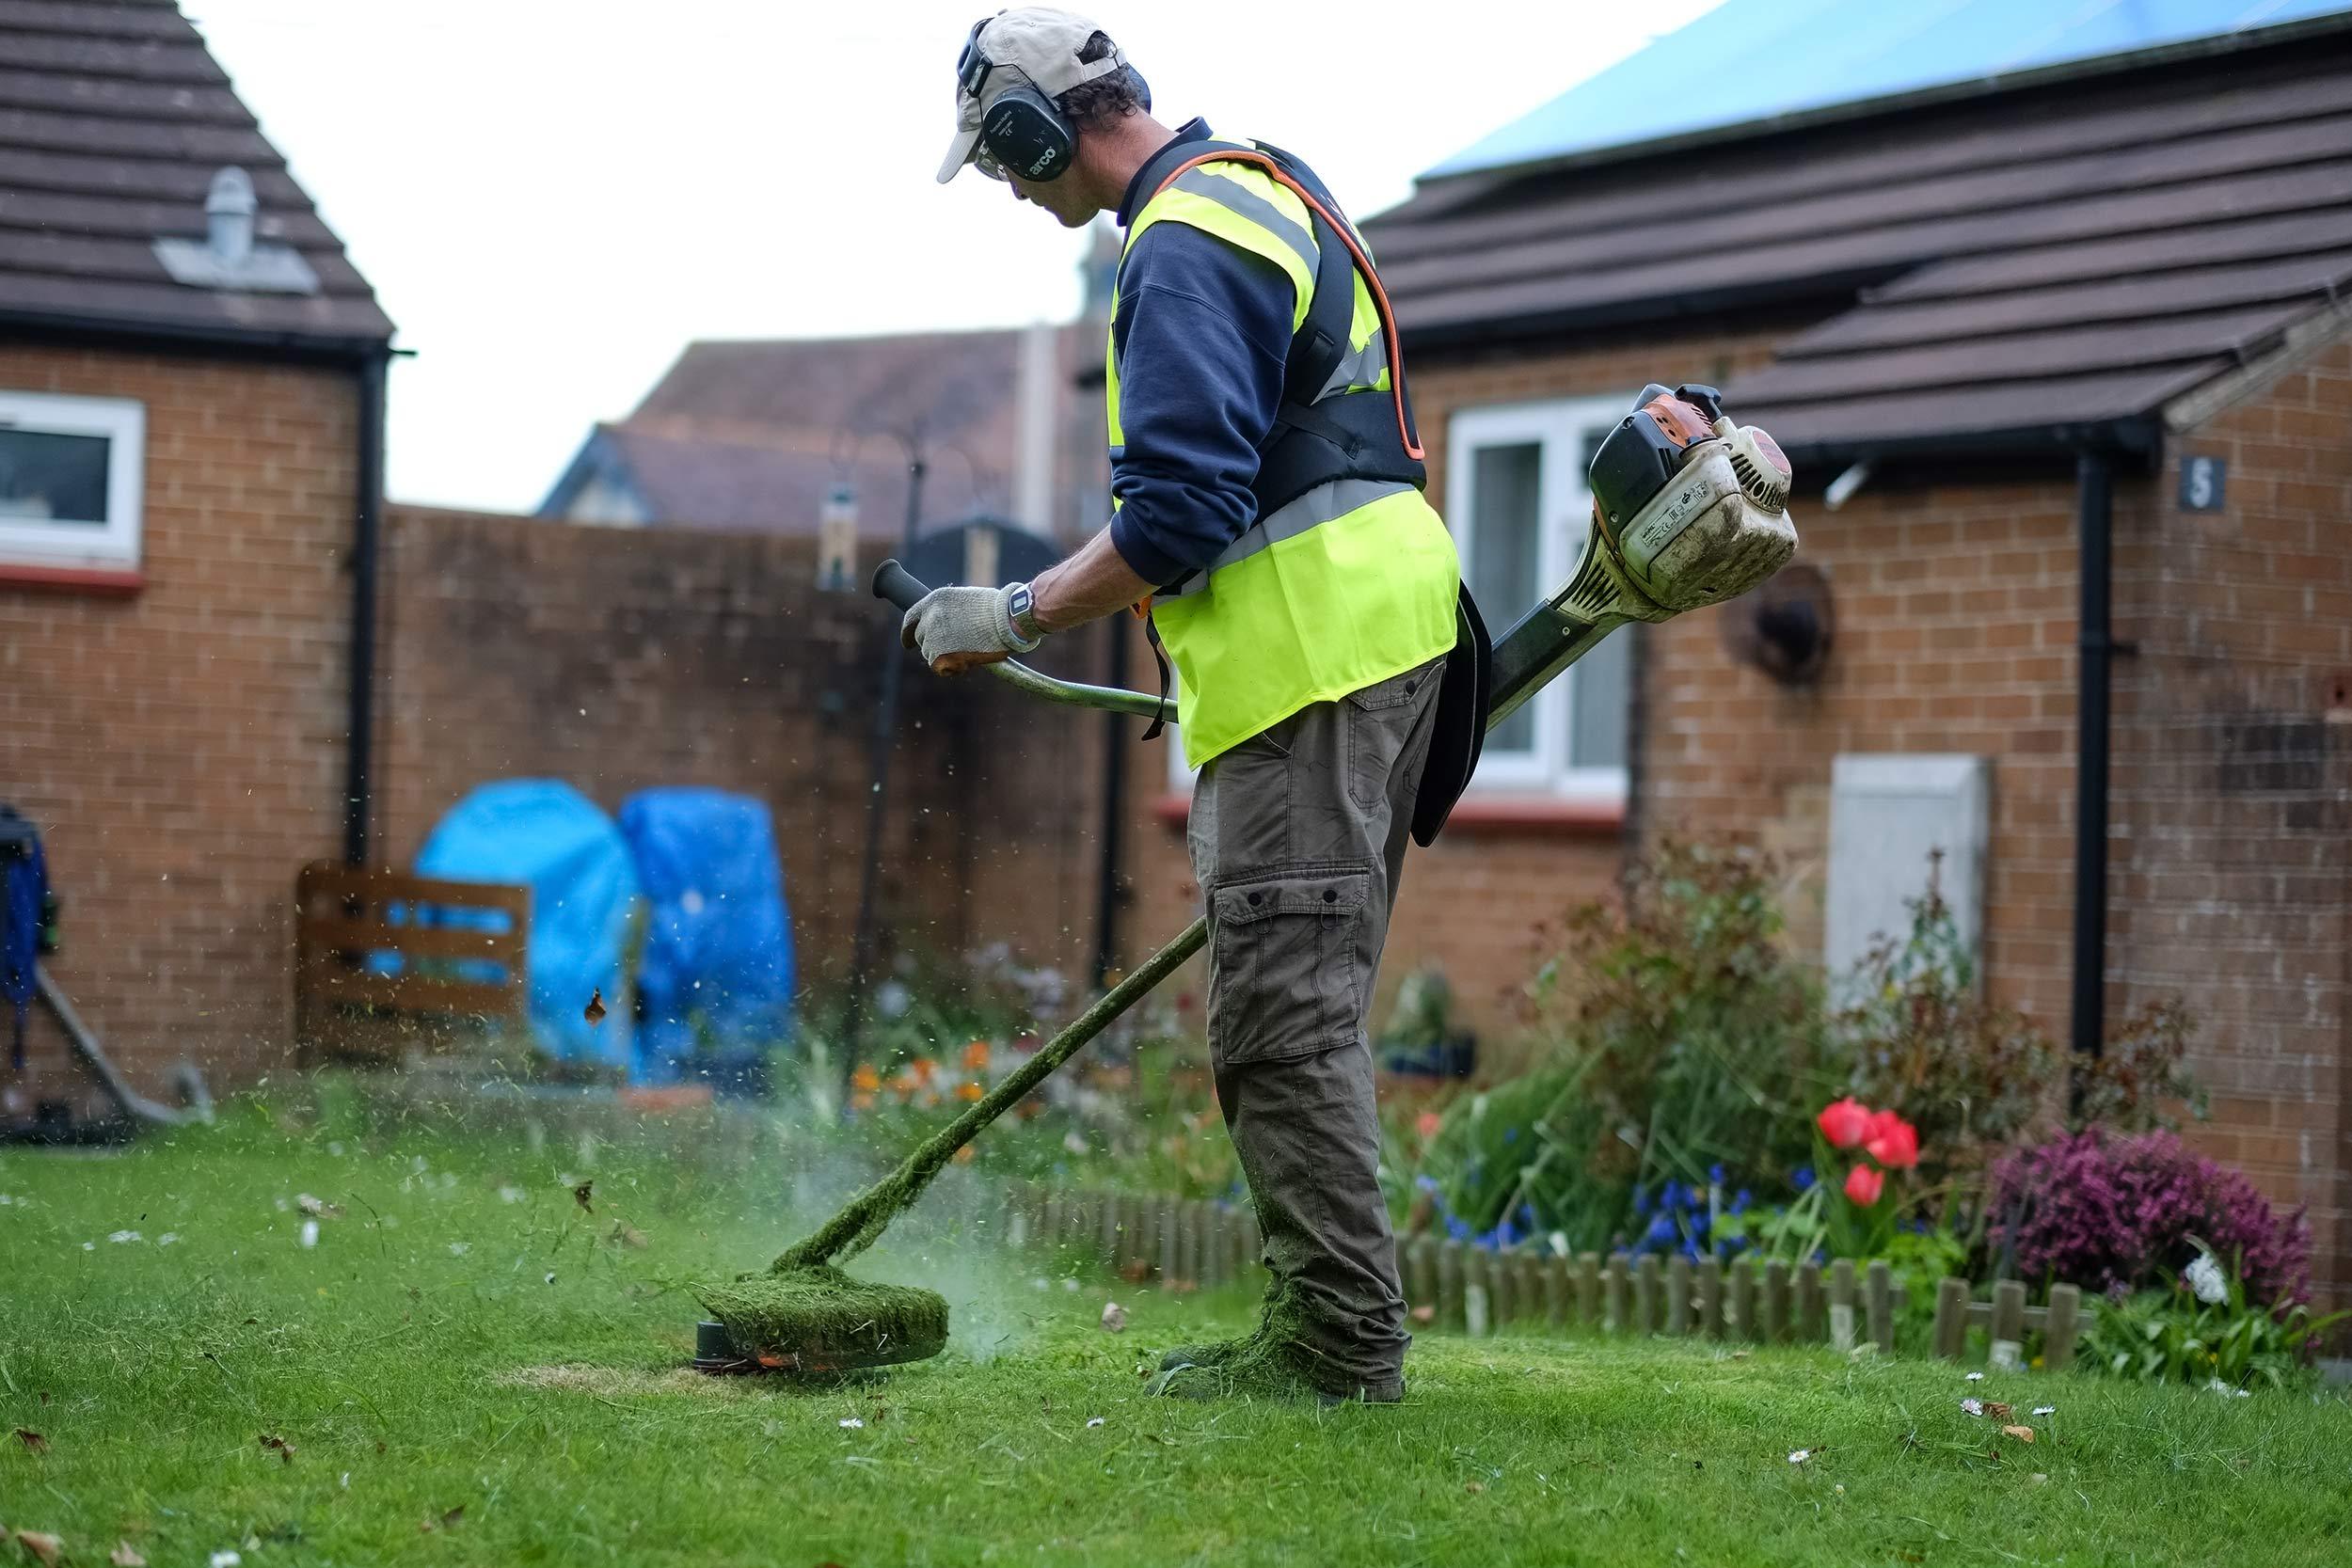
[1185,655,1444,1396]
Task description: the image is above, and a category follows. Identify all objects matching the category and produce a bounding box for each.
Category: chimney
[206,167,256,266]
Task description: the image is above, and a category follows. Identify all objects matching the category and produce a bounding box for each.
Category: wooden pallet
[294,862,531,1065]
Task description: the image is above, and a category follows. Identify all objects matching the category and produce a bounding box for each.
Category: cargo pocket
[1206,865,1371,1067]
[1345,664,1434,811]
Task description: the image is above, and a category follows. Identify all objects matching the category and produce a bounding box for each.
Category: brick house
[0,0,393,1123]
[1112,7,2352,1291]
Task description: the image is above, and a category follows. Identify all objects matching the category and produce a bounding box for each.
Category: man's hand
[900,582,1041,675]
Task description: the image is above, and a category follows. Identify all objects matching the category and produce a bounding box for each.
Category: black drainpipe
[2069,448,2114,1064]
[343,350,389,866]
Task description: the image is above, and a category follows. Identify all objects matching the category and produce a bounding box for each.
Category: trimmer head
[691,1267,949,1377]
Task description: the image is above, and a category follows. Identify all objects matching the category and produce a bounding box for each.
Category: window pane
[0,428,110,526]
[1569,418,1629,772]
[1571,622,1631,769]
[1468,441,1541,754]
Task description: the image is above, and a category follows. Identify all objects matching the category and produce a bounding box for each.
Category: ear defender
[981,87,1075,182]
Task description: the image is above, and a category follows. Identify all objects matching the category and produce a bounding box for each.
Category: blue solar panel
[1427,0,2352,179]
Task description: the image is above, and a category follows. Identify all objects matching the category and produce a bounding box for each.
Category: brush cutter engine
[1583,384,1795,621]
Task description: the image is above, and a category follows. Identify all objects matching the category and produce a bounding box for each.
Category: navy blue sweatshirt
[1105,120,1299,589]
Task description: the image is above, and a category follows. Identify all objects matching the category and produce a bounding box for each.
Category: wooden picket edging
[996,1181,2085,1372]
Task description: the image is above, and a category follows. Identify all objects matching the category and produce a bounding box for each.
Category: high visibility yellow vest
[1106,139,1459,769]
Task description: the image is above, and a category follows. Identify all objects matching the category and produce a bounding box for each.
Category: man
[907,8,1470,1404]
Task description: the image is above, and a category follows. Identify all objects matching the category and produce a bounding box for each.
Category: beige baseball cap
[936,8,1129,183]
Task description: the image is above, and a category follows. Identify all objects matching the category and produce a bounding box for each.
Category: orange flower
[956,1081,984,1102]
[850,1090,875,1113]
[953,1146,976,1164]
[911,1057,937,1085]
[850,1064,881,1092]
[891,1069,919,1098]
[962,1040,992,1070]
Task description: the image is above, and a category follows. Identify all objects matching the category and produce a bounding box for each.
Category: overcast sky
[183,0,1724,512]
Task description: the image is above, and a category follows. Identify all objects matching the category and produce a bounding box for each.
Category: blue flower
[1679,1237,1703,1261]
[1661,1181,1686,1212]
[1691,1210,1710,1236]
[1496,1219,1517,1248]
[1731,1189,1753,1215]
[1708,1163,1727,1184]
[1632,1187,1652,1216]
[1503,1127,1519,1144]
[1792,1165,1817,1193]
[1415,1174,1439,1195]
[1446,1215,1470,1242]
[1518,1202,1537,1227]
[1645,1214,1676,1244]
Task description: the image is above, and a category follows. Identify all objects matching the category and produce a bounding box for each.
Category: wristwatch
[1003,581,1046,652]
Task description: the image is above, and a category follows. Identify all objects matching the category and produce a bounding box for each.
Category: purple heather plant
[1985,1129,2312,1306]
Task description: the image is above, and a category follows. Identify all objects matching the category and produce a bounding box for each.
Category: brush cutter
[691,384,1797,1375]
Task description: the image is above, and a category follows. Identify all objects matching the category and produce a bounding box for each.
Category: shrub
[2084,1241,2344,1388]
[1985,1129,2312,1305]
[2074,999,2209,1133]
[1836,861,2058,1179]
[1838,860,2208,1181]
[1406,839,1842,1251]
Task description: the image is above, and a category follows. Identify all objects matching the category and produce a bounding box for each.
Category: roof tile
[0,0,389,346]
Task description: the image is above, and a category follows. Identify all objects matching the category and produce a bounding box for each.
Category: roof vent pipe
[206,167,256,266]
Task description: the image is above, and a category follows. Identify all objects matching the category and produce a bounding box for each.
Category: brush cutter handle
[871,559,930,611]
[870,559,1178,727]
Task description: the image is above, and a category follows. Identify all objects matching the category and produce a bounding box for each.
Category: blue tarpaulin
[415,781,639,1071]
[618,787,795,1085]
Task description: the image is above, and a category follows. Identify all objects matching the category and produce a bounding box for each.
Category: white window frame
[1445,394,1632,801]
[0,389,145,573]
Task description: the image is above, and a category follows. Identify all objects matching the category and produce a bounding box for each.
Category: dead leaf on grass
[295,1195,343,1219]
[1984,1402,2013,1419]
[583,990,607,1025]
[1464,1481,1486,1495]
[418,1505,464,1533]
[12,1428,46,1454]
[2000,1425,2036,1443]
[13,1531,63,1566]
[259,1433,295,1465]
[110,1543,147,1566]
[572,1181,594,1214]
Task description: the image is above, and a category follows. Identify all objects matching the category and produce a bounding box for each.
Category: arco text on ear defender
[958,18,1077,183]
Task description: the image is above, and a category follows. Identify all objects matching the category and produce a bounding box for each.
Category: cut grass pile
[2,1101,2349,1566]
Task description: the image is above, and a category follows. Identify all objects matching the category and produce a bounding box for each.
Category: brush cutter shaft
[778,914,1208,1271]
[871,561,1178,726]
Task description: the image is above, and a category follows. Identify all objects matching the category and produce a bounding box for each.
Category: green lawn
[3,1101,2349,1567]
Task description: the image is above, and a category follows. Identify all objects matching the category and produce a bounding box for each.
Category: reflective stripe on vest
[1107,146,1458,768]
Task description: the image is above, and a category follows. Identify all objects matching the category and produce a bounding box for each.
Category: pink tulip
[1817,1097,1874,1150]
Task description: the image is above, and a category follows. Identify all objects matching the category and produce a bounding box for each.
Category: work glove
[900,582,1043,673]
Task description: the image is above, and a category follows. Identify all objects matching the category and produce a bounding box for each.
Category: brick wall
[1641,478,2089,1022]
[377,508,1113,1007]
[0,342,358,1105]
[2109,337,2352,1293]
